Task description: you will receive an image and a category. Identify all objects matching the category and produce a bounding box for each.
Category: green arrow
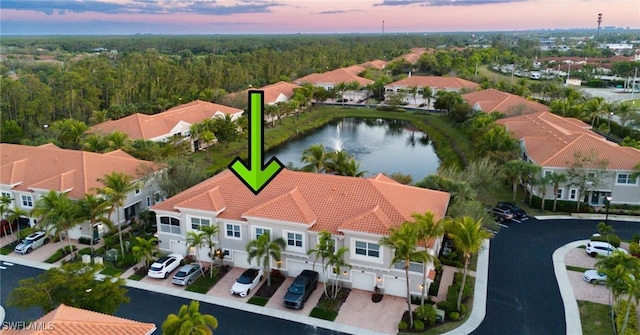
[228,91,284,195]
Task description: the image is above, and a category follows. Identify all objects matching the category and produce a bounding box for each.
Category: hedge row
[616,300,638,335]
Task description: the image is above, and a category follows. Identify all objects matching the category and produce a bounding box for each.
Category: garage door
[383,275,406,297]
[351,270,375,291]
[169,239,188,255]
[232,250,252,268]
[285,259,312,278]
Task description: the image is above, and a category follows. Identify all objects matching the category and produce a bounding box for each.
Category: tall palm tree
[246,233,286,286]
[326,245,351,300]
[161,300,218,335]
[82,133,110,153]
[379,221,426,329]
[339,158,367,177]
[200,225,219,278]
[186,231,206,275]
[97,172,140,257]
[105,130,133,152]
[538,174,553,211]
[307,231,336,297]
[444,216,493,311]
[132,236,158,269]
[0,194,14,236]
[549,172,568,212]
[413,211,444,306]
[7,207,28,243]
[422,86,433,110]
[300,144,328,173]
[31,190,82,260]
[596,250,640,335]
[76,194,111,257]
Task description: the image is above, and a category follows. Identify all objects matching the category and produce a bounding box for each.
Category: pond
[267,118,440,182]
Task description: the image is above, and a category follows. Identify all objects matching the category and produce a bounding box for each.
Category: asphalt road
[471,217,640,335]
[0,264,344,335]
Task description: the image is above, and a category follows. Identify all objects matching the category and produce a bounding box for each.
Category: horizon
[1,0,638,36]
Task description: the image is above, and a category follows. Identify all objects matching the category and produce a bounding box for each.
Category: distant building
[463,89,549,117]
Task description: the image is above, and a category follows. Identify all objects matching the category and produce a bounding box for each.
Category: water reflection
[267,118,440,182]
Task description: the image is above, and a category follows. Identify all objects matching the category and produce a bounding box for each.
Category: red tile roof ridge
[243,187,317,225]
[369,173,399,183]
[338,205,394,236]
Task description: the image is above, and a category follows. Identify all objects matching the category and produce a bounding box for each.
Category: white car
[583,270,607,284]
[230,267,263,297]
[585,241,628,257]
[148,253,184,279]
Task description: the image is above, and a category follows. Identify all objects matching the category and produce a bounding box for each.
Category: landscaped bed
[185,266,231,294]
[310,288,351,321]
[248,270,286,305]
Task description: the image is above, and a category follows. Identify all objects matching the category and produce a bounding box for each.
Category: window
[255,227,270,239]
[225,224,241,239]
[154,192,163,203]
[556,188,564,199]
[287,232,303,248]
[1,192,11,199]
[544,171,552,177]
[135,188,141,195]
[21,195,33,208]
[160,217,180,234]
[569,189,578,200]
[355,241,379,258]
[617,173,638,185]
[190,217,211,230]
[146,196,151,207]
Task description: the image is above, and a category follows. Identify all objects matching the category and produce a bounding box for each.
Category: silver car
[583,270,607,284]
[172,263,202,286]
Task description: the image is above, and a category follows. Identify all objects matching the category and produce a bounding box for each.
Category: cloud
[374,0,527,6]
[316,9,361,15]
[0,0,280,16]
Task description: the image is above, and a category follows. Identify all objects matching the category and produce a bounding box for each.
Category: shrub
[459,303,467,315]
[78,237,92,245]
[629,242,640,256]
[448,311,460,321]
[45,245,78,263]
[436,300,457,314]
[413,319,425,331]
[414,304,437,326]
[398,321,408,331]
[616,300,639,335]
[591,234,621,248]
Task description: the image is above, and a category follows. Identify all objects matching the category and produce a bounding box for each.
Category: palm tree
[7,207,28,243]
[76,194,111,257]
[504,160,526,202]
[132,236,158,269]
[200,225,219,277]
[596,250,640,335]
[413,211,444,306]
[326,245,351,300]
[444,216,493,311]
[538,174,553,211]
[105,130,133,152]
[300,144,328,173]
[0,194,14,236]
[549,172,568,212]
[408,86,419,107]
[339,158,367,177]
[97,172,140,257]
[307,231,336,297]
[325,150,353,175]
[246,233,286,286]
[186,231,206,275]
[31,190,82,260]
[379,221,425,329]
[422,86,433,110]
[82,133,110,153]
[161,300,218,335]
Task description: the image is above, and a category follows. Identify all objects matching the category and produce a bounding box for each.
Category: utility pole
[597,13,603,41]
[382,20,385,34]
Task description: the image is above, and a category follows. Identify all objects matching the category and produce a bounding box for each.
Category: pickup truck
[283,270,319,309]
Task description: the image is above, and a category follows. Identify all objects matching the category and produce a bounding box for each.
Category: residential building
[294,65,373,100]
[497,112,640,206]
[384,75,479,108]
[359,59,387,70]
[0,143,161,240]
[90,100,243,151]
[231,81,302,106]
[463,89,549,117]
[2,303,156,335]
[151,169,450,297]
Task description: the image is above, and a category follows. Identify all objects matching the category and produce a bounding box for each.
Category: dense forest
[1,32,637,143]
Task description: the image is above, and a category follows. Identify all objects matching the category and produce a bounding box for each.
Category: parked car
[172,263,202,286]
[491,207,514,222]
[585,241,628,258]
[230,267,263,297]
[441,240,454,256]
[496,202,528,220]
[148,253,184,279]
[14,231,50,254]
[583,270,607,284]
[284,270,319,309]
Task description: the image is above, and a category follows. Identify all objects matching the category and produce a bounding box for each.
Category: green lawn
[185,268,226,294]
[578,300,614,335]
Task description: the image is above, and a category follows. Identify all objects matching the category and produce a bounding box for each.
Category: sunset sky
[1,0,638,35]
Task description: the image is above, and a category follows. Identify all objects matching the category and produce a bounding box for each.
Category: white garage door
[285,259,312,278]
[383,275,406,297]
[232,250,252,268]
[169,240,188,255]
[351,270,375,291]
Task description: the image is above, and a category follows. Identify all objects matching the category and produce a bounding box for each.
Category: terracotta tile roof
[259,81,301,104]
[387,76,479,91]
[90,100,243,141]
[0,144,158,199]
[359,59,387,69]
[2,304,156,335]
[294,67,373,87]
[463,89,549,116]
[497,111,640,169]
[395,47,433,64]
[152,170,450,236]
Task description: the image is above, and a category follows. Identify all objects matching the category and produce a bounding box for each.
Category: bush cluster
[45,245,78,263]
[590,234,621,248]
[616,300,639,335]
[529,195,594,213]
[414,304,437,326]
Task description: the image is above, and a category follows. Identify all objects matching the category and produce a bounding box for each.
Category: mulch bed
[316,287,351,311]
[254,272,286,298]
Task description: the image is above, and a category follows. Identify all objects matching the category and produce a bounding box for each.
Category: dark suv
[496,202,528,221]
